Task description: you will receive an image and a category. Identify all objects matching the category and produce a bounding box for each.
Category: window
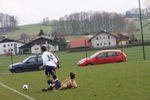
[54,46,57,49]
[116,52,123,56]
[107,52,116,57]
[103,36,105,39]
[96,37,99,40]
[108,36,110,39]
[11,44,13,46]
[35,48,39,50]
[38,56,43,62]
[97,53,107,58]
[3,49,7,53]
[109,42,111,45]
[26,57,38,63]
[8,44,10,46]
[104,43,106,45]
[97,43,99,46]
[100,43,102,45]
[11,49,13,51]
[3,45,6,47]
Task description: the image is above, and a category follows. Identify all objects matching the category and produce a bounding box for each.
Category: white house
[89,31,117,48]
[20,36,59,54]
[111,33,129,46]
[0,38,24,55]
[31,44,59,54]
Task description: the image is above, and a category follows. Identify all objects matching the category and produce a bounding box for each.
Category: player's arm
[71,80,77,88]
[58,79,68,90]
[39,65,45,70]
[39,55,47,70]
[52,54,60,69]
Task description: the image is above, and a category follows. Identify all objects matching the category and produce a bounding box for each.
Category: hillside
[1,24,53,40]
[1,20,150,40]
[134,20,150,40]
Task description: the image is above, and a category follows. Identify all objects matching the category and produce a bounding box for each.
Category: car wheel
[14,68,23,73]
[86,63,93,66]
[117,60,123,62]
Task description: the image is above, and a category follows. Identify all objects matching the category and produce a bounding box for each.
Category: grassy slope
[0,61,150,100]
[0,45,150,73]
[1,20,149,41]
[134,20,150,40]
[3,24,52,39]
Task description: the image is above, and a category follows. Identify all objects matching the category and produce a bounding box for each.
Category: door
[23,56,40,71]
[105,52,118,63]
[94,52,108,64]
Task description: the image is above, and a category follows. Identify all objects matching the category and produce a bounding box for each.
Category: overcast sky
[0,0,146,25]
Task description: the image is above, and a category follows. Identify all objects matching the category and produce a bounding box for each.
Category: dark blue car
[9,55,43,73]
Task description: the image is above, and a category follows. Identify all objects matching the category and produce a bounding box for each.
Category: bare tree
[20,33,30,43]
[42,17,50,26]
[51,11,127,35]
[0,13,18,33]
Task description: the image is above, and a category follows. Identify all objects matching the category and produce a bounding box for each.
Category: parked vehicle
[77,50,127,67]
[9,55,43,73]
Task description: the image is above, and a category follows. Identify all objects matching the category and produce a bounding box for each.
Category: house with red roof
[69,31,129,50]
[89,31,117,48]
[111,33,129,45]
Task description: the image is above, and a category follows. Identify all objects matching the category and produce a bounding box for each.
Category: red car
[77,50,127,67]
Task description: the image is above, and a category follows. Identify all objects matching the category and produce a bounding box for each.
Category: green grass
[4,24,52,39]
[134,20,150,40]
[0,46,150,100]
[1,20,150,41]
[0,45,150,73]
[0,61,150,100]
[0,55,32,73]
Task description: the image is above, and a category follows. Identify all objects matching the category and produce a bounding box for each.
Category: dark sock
[47,79,52,85]
[55,80,61,89]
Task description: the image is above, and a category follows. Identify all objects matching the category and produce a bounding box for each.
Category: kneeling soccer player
[56,72,77,90]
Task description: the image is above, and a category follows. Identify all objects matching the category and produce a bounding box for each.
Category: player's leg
[51,68,61,89]
[42,68,53,91]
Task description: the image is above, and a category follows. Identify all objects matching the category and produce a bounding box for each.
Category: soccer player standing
[40,46,59,91]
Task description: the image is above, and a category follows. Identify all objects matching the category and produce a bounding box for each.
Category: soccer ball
[22,85,28,90]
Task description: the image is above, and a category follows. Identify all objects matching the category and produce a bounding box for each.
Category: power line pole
[138,0,145,60]
[85,40,88,59]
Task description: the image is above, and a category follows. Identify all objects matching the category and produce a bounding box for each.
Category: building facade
[89,31,116,48]
[20,36,59,54]
[0,38,24,55]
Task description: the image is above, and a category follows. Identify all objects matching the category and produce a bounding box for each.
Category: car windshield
[90,52,99,58]
[22,56,42,63]
[22,56,32,63]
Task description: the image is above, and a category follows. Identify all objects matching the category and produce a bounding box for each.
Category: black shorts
[45,66,56,76]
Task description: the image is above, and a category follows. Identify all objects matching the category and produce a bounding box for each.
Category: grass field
[0,46,150,100]
[0,61,150,100]
[3,24,52,39]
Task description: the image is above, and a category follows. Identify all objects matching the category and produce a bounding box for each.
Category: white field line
[0,82,35,100]
[0,73,11,76]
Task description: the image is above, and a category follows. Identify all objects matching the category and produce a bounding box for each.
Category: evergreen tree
[38,29,44,36]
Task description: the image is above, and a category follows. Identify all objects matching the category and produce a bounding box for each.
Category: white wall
[91,33,116,48]
[118,41,127,45]
[0,42,24,55]
[31,44,59,54]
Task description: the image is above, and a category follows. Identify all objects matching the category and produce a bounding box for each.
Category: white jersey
[42,51,58,67]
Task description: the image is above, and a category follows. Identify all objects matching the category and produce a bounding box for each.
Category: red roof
[112,33,129,41]
[70,37,92,48]
[112,33,121,37]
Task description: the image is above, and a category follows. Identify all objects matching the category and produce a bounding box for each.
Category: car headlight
[9,65,12,69]
[78,60,84,64]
